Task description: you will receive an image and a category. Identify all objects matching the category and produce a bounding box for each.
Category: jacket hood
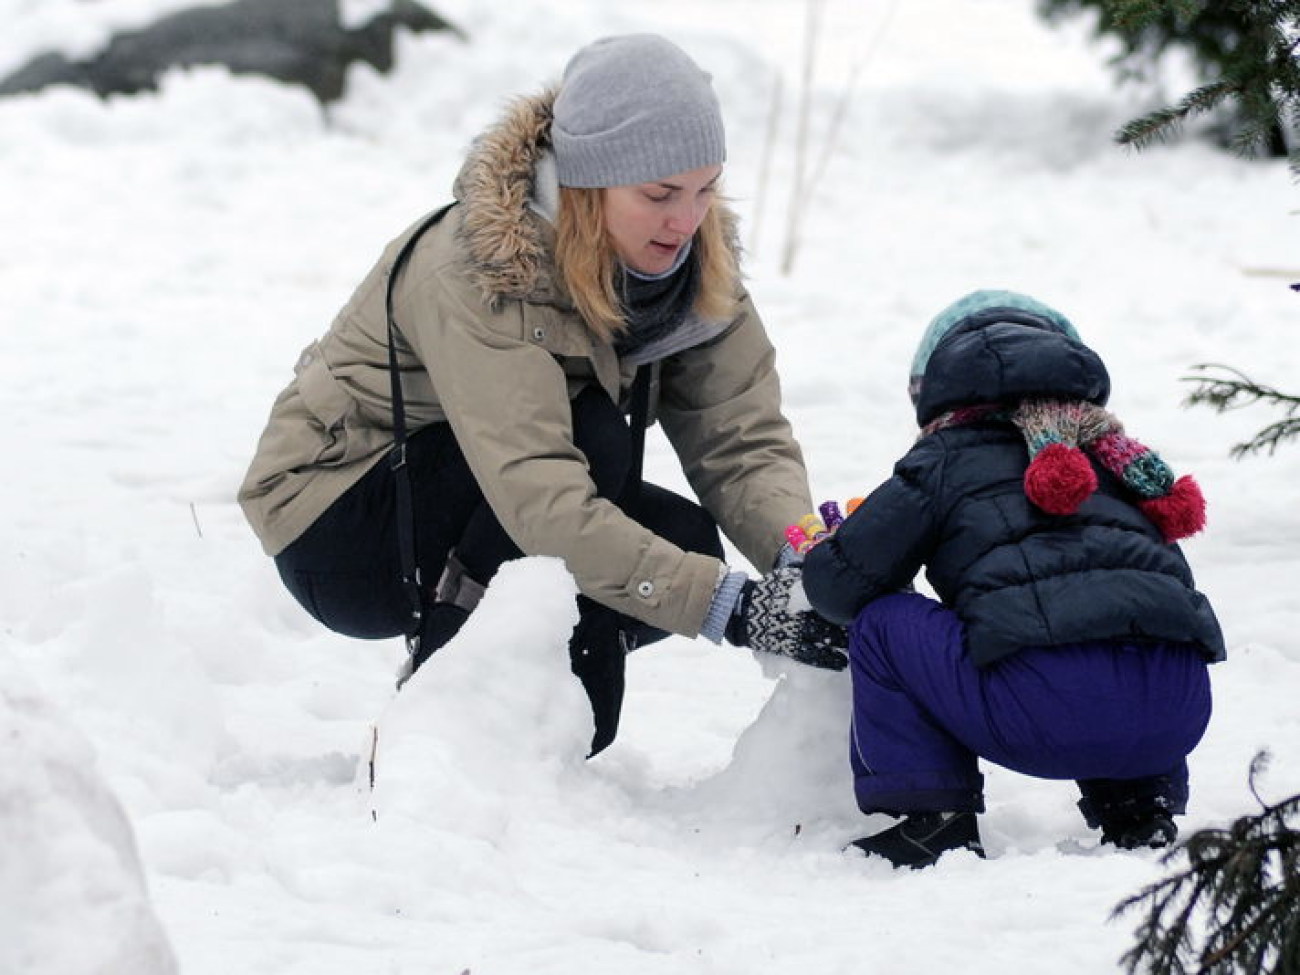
[452,87,561,305]
[915,321,1111,426]
[450,87,743,309]
[910,290,1080,384]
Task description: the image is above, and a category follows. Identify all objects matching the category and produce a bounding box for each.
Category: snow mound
[0,655,178,975]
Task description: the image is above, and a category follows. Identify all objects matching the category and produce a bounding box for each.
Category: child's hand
[784,498,864,556]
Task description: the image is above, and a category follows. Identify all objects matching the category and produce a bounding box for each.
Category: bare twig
[749,68,784,256]
[781,0,823,276]
[779,0,899,275]
[368,724,379,821]
[804,0,899,199]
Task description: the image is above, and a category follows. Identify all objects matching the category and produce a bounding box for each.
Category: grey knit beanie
[552,34,726,188]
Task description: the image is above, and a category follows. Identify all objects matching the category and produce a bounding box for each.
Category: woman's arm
[656,294,814,571]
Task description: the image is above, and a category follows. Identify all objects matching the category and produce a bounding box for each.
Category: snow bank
[0,655,178,975]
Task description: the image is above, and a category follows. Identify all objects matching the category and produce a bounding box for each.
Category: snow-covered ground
[2,1,1297,972]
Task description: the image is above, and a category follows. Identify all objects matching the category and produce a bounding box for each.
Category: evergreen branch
[1229,118,1274,157]
[1182,363,1287,412]
[1228,417,1300,458]
[1250,751,1275,809]
[1201,885,1294,970]
[1182,364,1300,457]
[1113,753,1300,975]
[1116,80,1238,148]
[1044,0,1300,160]
[1116,850,1223,974]
[1181,79,1240,115]
[1117,106,1191,148]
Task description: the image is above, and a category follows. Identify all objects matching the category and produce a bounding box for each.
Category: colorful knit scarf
[922,399,1207,543]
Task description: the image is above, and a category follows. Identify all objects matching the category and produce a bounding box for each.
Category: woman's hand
[725,566,848,671]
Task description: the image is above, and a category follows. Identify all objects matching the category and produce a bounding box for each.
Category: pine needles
[1038,2,1300,458]
[1115,753,1300,975]
[1038,0,1300,174]
[1182,365,1300,458]
[1114,6,1300,167]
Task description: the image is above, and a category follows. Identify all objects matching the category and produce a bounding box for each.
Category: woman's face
[601,164,722,275]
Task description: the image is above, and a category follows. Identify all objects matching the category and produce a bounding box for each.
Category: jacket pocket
[297,342,353,429]
[295,342,365,467]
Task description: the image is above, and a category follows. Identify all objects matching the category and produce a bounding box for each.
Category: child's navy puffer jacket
[802,321,1226,668]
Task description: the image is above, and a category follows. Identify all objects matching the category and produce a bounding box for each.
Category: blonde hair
[554,186,740,344]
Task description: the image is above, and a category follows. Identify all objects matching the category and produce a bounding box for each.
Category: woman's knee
[275,562,407,639]
[636,483,723,558]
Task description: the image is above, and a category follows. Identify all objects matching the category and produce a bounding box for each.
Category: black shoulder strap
[385,203,456,658]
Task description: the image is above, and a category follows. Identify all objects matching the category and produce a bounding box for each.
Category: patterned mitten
[725,566,848,671]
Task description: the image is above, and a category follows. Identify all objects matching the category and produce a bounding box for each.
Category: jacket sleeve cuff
[699,569,750,644]
[773,541,801,568]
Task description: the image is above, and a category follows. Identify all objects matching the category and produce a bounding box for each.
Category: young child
[801,290,1225,869]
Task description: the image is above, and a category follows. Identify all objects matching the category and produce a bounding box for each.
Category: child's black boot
[849,811,985,869]
[1078,776,1179,850]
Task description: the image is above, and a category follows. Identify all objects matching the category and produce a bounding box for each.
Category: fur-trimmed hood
[452,88,561,305]
[450,87,743,308]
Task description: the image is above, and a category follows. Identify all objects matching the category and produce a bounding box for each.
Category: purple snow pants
[848,592,1213,816]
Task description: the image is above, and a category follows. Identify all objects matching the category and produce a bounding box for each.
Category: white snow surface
[2,1,1298,973]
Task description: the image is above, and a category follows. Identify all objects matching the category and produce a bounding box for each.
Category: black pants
[275,386,724,752]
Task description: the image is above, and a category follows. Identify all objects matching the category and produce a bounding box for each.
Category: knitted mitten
[725,566,848,670]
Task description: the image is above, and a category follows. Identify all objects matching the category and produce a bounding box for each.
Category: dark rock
[0,0,462,105]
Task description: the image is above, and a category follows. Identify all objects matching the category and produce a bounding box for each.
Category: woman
[239,34,846,755]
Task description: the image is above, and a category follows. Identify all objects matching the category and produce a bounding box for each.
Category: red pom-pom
[1139,475,1207,542]
[1024,443,1097,515]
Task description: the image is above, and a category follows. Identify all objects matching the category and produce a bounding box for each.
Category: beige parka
[238,90,813,638]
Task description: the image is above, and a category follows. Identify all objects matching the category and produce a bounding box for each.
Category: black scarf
[613,250,700,356]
